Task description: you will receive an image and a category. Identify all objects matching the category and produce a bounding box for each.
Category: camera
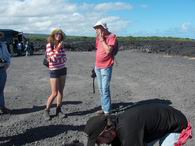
[0,58,6,63]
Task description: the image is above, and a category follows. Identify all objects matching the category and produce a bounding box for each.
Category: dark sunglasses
[55,32,62,35]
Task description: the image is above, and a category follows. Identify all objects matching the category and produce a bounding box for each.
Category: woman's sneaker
[56,107,67,118]
[44,110,51,121]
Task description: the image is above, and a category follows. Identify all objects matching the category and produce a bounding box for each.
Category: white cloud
[99,17,130,33]
[0,0,132,35]
[1,0,77,17]
[181,22,191,32]
[94,2,133,11]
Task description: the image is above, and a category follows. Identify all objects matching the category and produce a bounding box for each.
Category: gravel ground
[0,50,195,146]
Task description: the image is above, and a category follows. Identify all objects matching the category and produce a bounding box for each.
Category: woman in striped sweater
[44,29,67,120]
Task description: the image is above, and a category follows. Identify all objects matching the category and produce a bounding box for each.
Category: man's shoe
[44,110,51,121]
[96,110,104,115]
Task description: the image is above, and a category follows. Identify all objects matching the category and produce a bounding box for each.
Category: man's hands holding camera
[0,58,9,70]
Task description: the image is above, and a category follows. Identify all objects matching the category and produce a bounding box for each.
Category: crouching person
[84,103,192,146]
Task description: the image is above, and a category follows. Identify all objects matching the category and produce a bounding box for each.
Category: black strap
[44,50,47,58]
[91,68,96,94]
[93,78,95,94]
[110,102,139,115]
[0,43,5,60]
[0,43,3,55]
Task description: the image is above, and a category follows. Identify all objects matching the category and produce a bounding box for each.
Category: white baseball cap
[93,20,108,30]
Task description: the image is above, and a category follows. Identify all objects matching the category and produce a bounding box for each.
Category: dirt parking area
[0,50,195,146]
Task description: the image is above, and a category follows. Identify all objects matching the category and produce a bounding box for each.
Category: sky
[0,0,194,38]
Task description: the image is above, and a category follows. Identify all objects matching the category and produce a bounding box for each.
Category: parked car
[0,29,34,56]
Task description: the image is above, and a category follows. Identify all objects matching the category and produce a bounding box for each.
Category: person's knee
[57,91,63,97]
[51,91,58,97]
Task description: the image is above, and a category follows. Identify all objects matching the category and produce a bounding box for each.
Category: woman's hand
[56,42,63,50]
[99,31,105,42]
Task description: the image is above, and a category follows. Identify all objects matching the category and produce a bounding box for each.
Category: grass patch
[26,33,195,42]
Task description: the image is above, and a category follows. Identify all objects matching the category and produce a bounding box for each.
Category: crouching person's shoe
[44,109,51,121]
[56,107,67,119]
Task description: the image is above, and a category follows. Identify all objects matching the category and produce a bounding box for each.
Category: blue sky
[0,0,194,38]
[120,0,195,38]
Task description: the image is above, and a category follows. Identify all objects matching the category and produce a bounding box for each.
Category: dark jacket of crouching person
[84,103,192,146]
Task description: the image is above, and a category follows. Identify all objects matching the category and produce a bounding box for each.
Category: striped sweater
[46,43,67,70]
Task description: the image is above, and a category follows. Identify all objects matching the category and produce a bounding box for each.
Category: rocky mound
[32,39,195,57]
[119,40,195,57]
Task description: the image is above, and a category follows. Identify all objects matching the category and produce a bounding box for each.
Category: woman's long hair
[47,29,66,49]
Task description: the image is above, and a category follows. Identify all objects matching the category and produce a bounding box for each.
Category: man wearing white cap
[93,20,118,117]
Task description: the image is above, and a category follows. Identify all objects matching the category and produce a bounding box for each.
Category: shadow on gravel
[63,141,84,146]
[11,53,43,57]
[62,139,84,146]
[11,101,82,115]
[0,124,85,146]
[67,98,172,116]
[66,102,133,116]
